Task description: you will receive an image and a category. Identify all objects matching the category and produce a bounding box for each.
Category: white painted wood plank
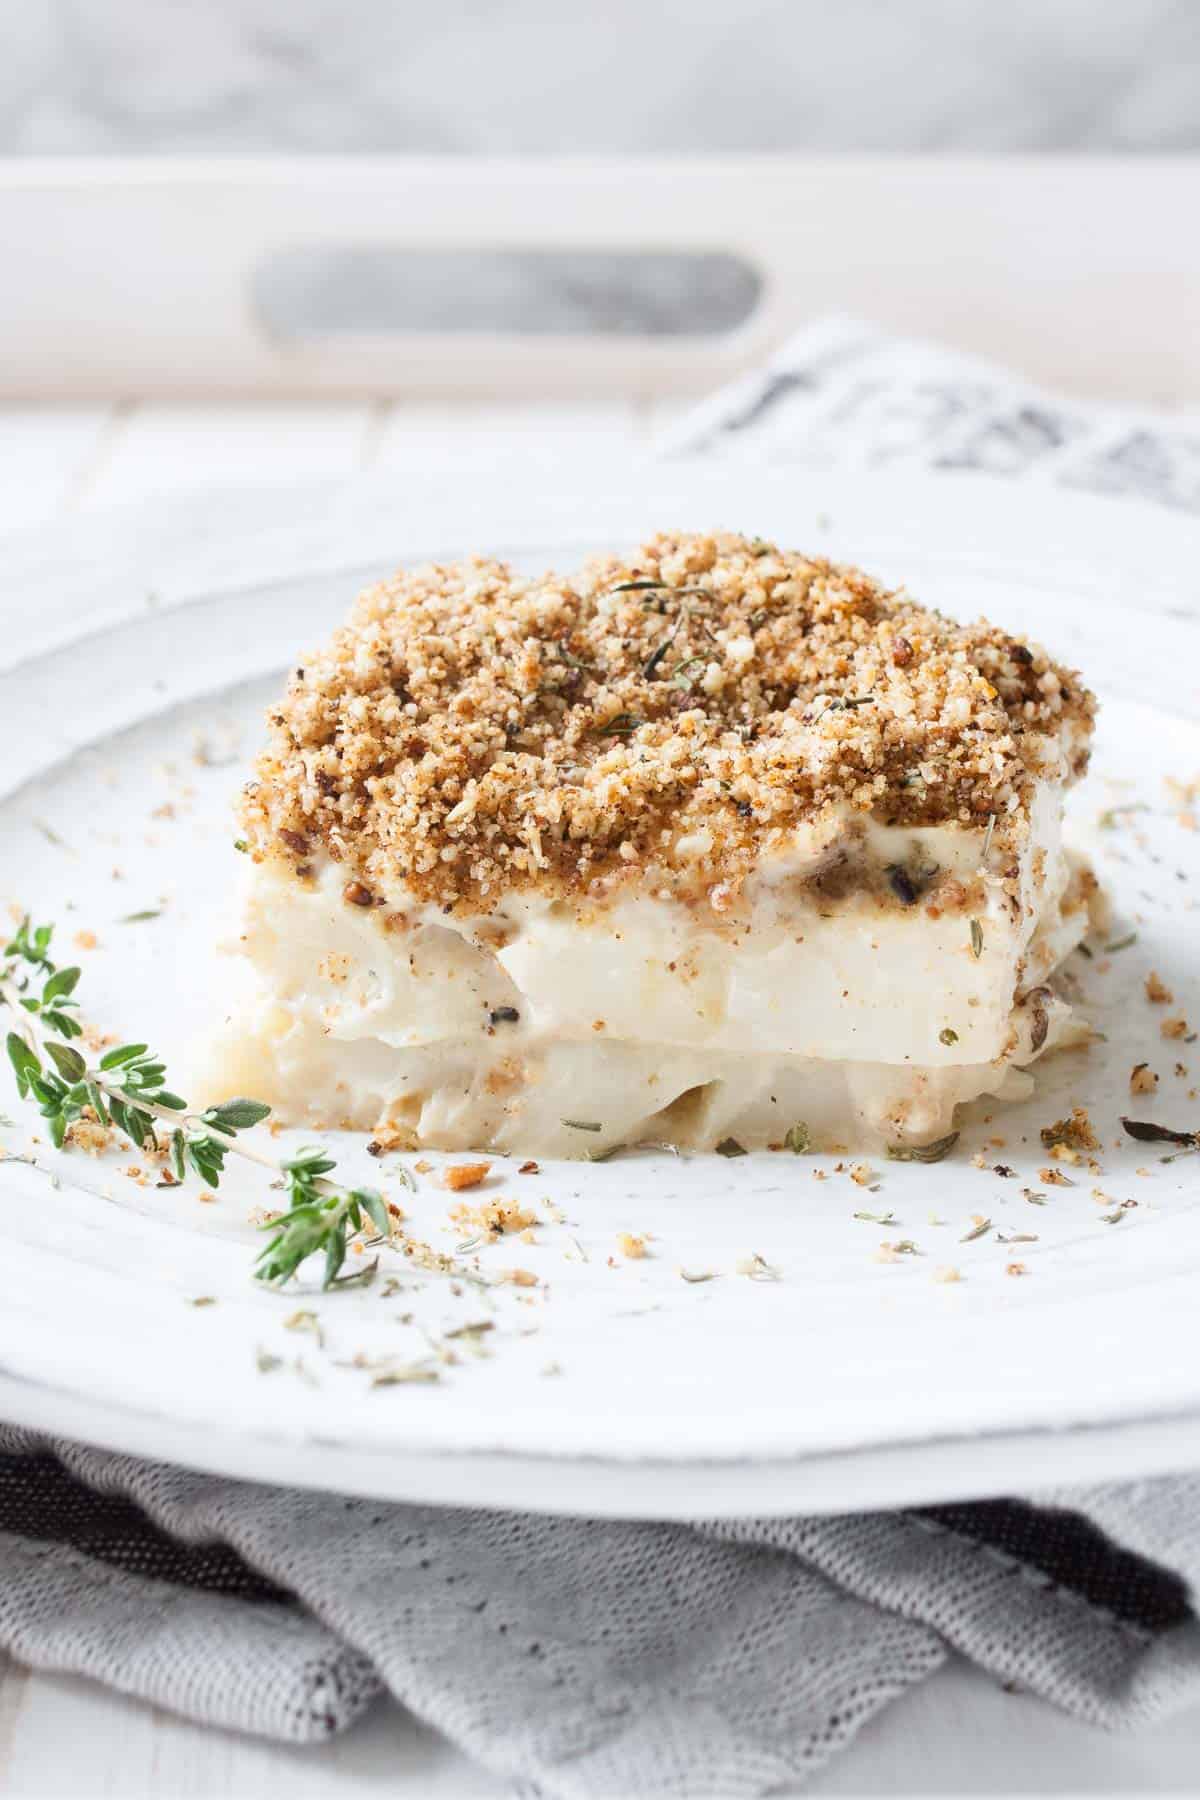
[6,1654,1200,1796]
[81,404,378,511]
[0,1666,504,1798]
[813,1656,1200,1795]
[370,400,641,470]
[0,407,112,533]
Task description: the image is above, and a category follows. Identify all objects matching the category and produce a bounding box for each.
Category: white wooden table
[3,395,1200,1796]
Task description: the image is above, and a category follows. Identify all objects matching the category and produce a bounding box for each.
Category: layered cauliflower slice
[214,532,1098,1157]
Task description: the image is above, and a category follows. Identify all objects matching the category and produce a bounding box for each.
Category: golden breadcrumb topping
[239,531,1094,909]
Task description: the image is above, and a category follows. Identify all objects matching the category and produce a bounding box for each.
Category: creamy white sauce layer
[207,789,1092,1156]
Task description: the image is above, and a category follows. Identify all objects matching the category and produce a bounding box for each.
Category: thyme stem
[0,918,398,1290]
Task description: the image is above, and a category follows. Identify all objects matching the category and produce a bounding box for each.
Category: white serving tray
[1,465,1198,1518]
[2,156,1199,404]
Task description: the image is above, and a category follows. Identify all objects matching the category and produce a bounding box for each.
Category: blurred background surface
[2,0,1199,155]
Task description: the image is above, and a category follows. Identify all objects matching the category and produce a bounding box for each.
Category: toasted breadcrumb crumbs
[449,1196,537,1238]
[1006,1262,1029,1277]
[239,532,1094,911]
[367,1120,419,1155]
[1040,1108,1098,1152]
[1038,1167,1076,1186]
[64,1114,116,1156]
[933,1266,963,1284]
[849,1163,876,1187]
[1130,1063,1159,1095]
[501,1267,539,1288]
[1145,970,1174,1005]
[442,1161,492,1192]
[73,929,99,951]
[1162,1017,1190,1040]
[616,1232,648,1259]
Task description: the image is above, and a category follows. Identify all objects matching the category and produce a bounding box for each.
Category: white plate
[2,466,1199,1519]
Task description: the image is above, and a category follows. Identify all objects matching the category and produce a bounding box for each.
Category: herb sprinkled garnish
[960,1217,992,1243]
[642,636,674,681]
[969,919,984,959]
[736,1251,780,1281]
[587,1143,627,1164]
[939,1027,959,1046]
[233,838,250,854]
[0,913,421,1293]
[716,1137,748,1157]
[1105,931,1138,953]
[1099,803,1151,830]
[670,654,707,691]
[556,645,604,678]
[1121,1117,1199,1148]
[593,712,644,738]
[783,1121,811,1154]
[807,694,876,726]
[120,909,163,924]
[489,1006,520,1025]
[854,1209,896,1225]
[886,1132,959,1164]
[562,1118,603,1132]
[371,1361,440,1388]
[607,580,716,599]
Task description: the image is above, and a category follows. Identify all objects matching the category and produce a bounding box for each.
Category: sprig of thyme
[1,915,391,1291]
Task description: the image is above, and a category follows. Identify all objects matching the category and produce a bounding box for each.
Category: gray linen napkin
[4,319,1200,1796]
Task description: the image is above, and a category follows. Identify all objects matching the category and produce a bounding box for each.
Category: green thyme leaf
[45,1041,86,1082]
[783,1122,811,1153]
[203,1097,272,1134]
[42,966,81,1002]
[6,1033,40,1097]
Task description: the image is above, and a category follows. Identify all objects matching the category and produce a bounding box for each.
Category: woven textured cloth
[4,1425,1200,1795]
[4,320,1200,1794]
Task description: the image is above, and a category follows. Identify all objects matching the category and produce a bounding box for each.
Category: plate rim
[3,463,1199,1518]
